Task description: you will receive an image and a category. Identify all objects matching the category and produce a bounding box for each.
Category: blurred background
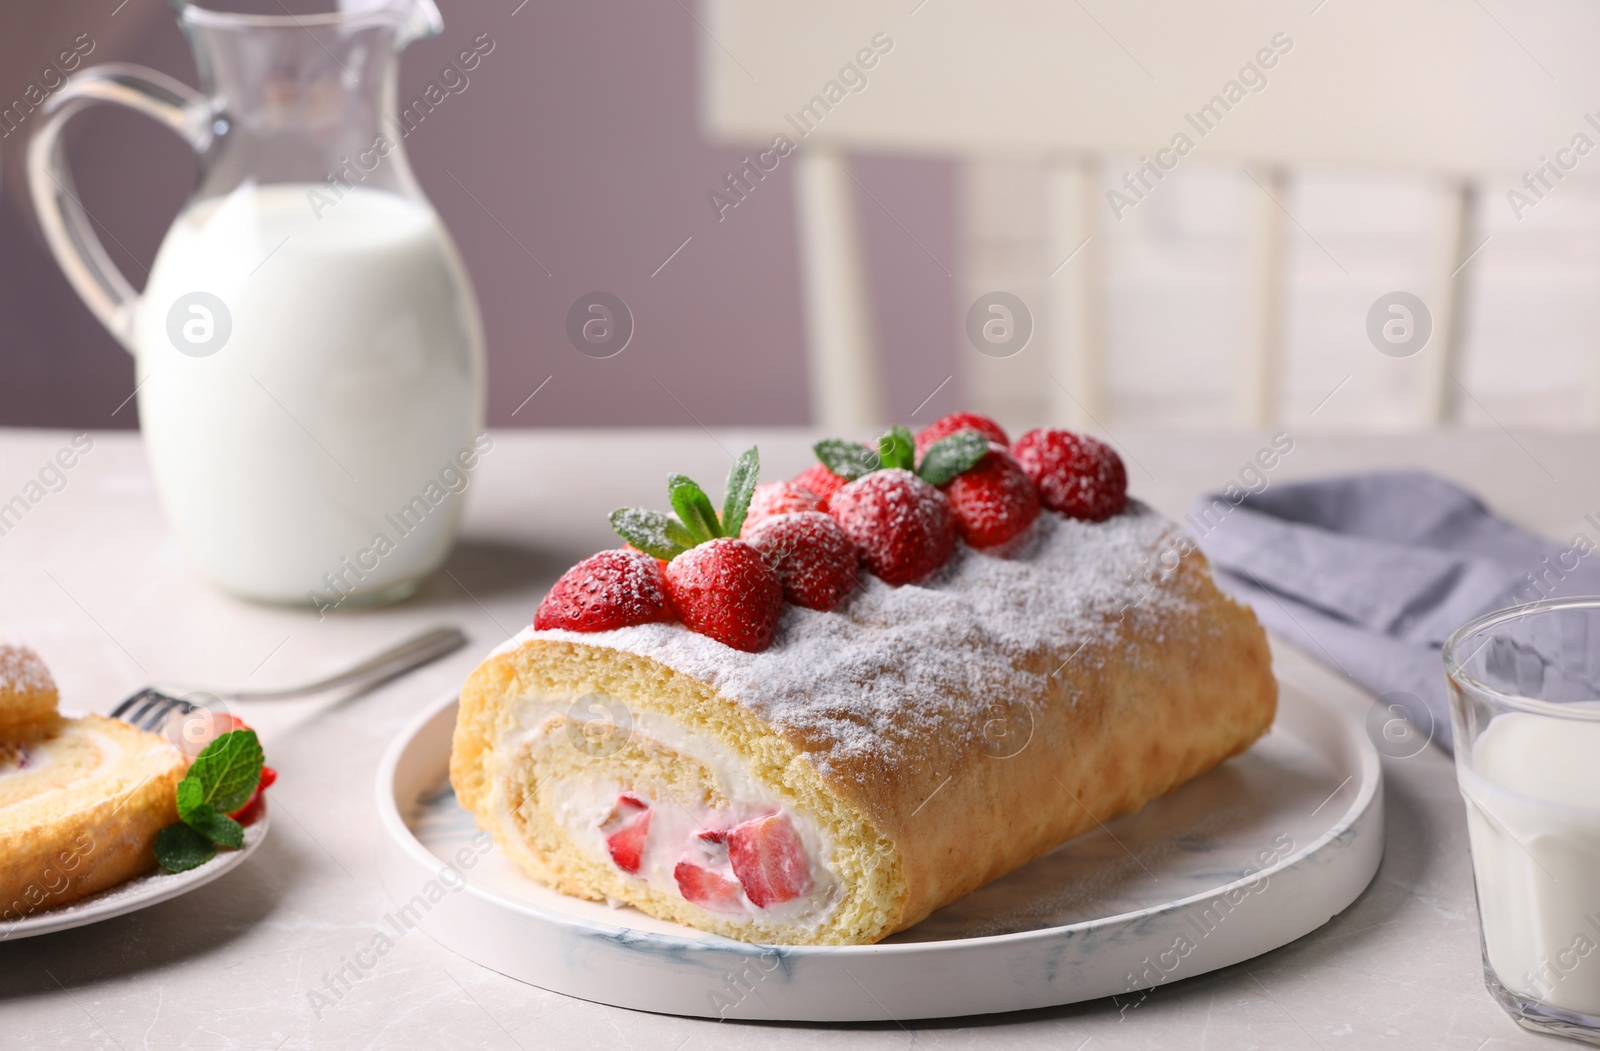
[5,0,1600,434]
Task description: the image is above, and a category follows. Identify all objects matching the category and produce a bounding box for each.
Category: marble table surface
[1,425,1594,1050]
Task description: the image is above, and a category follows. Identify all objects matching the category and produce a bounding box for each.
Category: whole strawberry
[609,448,786,651]
[914,412,1008,459]
[534,549,671,632]
[1012,428,1128,521]
[664,538,784,651]
[740,480,823,537]
[828,469,956,585]
[791,463,849,510]
[744,511,859,611]
[943,448,1040,548]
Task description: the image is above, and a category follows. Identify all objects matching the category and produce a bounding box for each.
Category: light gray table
[1,426,1593,1050]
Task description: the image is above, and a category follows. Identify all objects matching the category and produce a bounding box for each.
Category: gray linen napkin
[1189,471,1600,753]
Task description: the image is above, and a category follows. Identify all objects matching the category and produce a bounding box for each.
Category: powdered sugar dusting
[0,646,55,701]
[522,504,1200,783]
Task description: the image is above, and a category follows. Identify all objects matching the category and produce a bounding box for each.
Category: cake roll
[0,647,186,923]
[451,504,1276,945]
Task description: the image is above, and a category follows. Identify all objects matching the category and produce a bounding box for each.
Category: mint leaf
[720,447,760,539]
[663,516,697,550]
[610,507,692,560]
[668,475,721,542]
[183,802,244,849]
[812,439,879,481]
[186,729,264,816]
[155,822,216,873]
[175,777,204,821]
[878,427,915,472]
[918,430,991,486]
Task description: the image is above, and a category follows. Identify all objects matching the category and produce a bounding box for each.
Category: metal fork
[110,626,468,732]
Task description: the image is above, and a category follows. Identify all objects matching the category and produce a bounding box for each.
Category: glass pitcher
[28,0,486,608]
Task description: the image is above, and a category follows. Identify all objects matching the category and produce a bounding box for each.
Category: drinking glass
[1446,597,1600,1044]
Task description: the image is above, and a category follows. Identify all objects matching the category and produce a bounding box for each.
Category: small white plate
[0,813,269,942]
[377,682,1382,1021]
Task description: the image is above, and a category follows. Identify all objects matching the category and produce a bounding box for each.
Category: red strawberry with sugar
[674,860,745,912]
[601,794,651,874]
[1012,428,1128,521]
[792,463,850,510]
[827,469,955,586]
[914,412,1008,458]
[942,448,1040,548]
[744,511,859,612]
[740,481,823,537]
[727,813,812,908]
[535,549,671,632]
[663,538,784,652]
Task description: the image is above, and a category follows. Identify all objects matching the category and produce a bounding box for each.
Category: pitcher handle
[27,64,212,353]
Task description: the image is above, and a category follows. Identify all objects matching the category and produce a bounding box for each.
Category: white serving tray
[375,681,1382,1021]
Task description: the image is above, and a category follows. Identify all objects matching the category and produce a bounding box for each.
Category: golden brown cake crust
[855,545,1275,931]
[453,506,1277,944]
[0,715,186,923]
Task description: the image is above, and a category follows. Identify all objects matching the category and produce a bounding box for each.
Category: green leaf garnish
[156,728,266,872]
[917,430,992,486]
[610,507,692,560]
[182,802,244,849]
[606,448,764,560]
[813,439,880,481]
[720,447,759,540]
[155,823,216,873]
[878,426,915,472]
[668,475,722,542]
[184,729,265,816]
[175,776,203,817]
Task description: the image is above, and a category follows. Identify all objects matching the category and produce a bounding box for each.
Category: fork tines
[110,689,195,733]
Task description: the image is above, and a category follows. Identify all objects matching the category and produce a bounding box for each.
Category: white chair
[699,0,1600,430]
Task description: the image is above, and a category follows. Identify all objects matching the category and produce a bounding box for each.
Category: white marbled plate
[0,812,269,941]
[376,682,1382,1021]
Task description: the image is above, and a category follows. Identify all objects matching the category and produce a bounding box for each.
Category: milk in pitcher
[134,183,483,603]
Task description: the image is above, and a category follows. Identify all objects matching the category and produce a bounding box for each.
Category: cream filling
[0,723,128,815]
[490,694,839,926]
[0,740,45,776]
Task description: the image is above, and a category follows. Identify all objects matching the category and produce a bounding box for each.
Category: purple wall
[0,0,958,431]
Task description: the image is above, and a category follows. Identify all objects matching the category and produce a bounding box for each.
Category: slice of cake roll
[0,645,61,737]
[0,647,186,922]
[452,505,1276,945]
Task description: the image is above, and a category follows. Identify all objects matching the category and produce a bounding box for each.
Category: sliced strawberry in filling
[601,794,652,874]
[673,860,744,913]
[726,813,812,908]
